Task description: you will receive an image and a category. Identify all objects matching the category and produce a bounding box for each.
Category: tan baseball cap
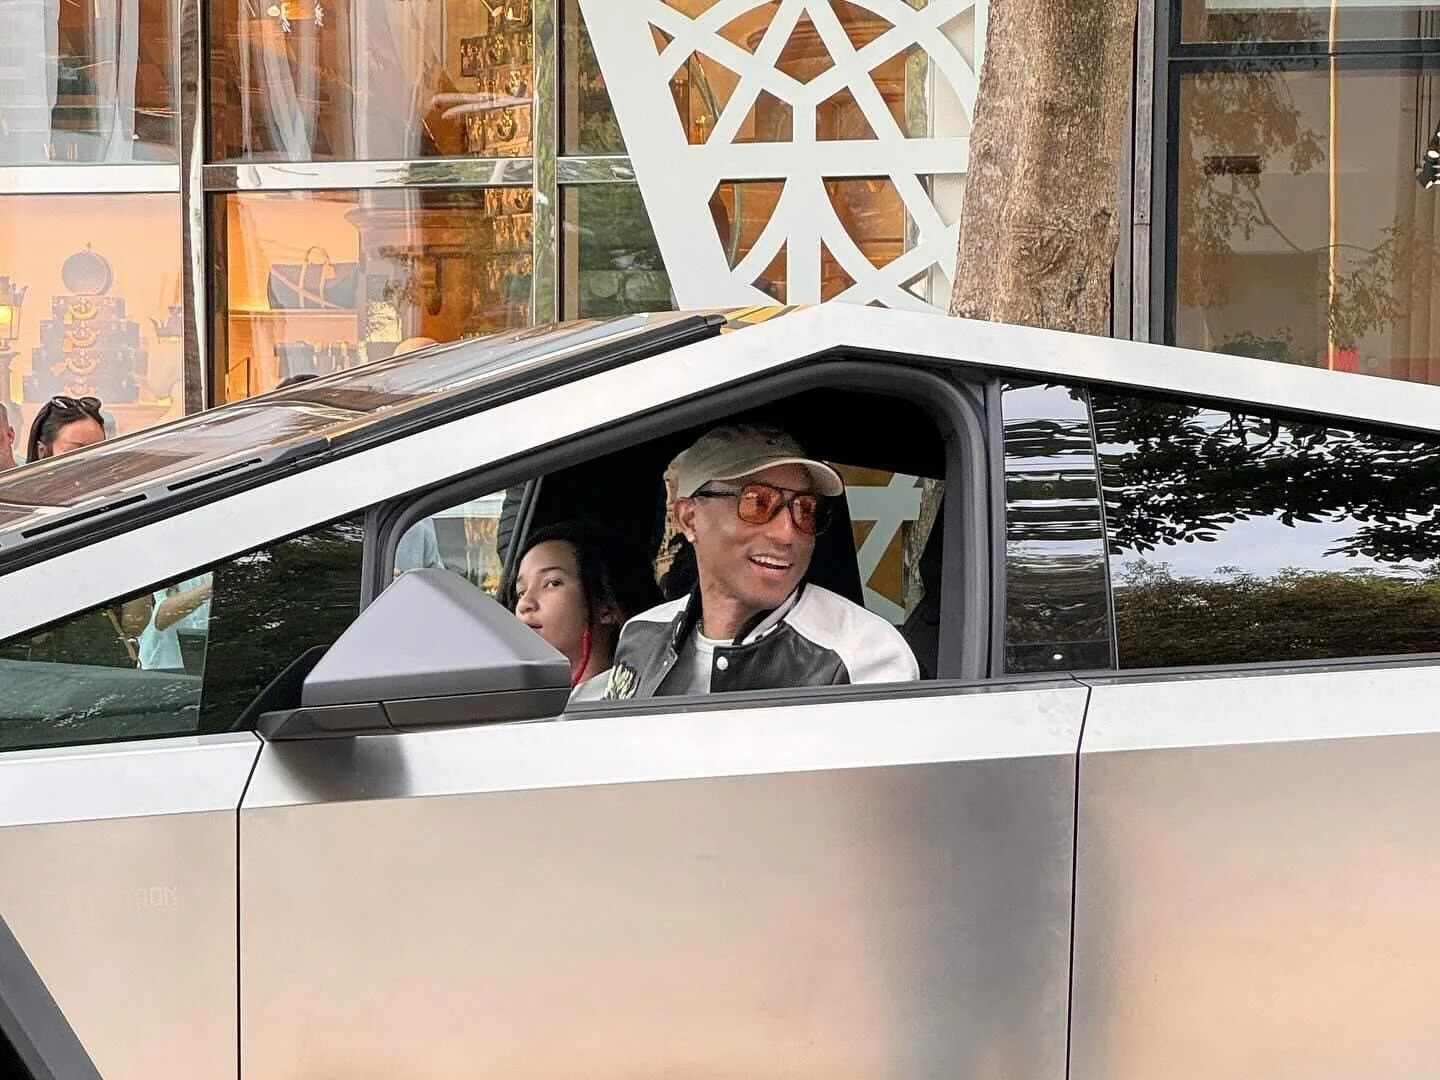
[673,424,844,499]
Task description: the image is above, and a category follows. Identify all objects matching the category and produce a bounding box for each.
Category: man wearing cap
[603,424,919,699]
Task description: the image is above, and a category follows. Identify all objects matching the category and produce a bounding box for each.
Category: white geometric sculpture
[579,0,984,312]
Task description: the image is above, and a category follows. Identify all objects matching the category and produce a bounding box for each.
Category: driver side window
[384,383,956,690]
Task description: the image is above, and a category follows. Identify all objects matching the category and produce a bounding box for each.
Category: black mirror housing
[258,569,571,739]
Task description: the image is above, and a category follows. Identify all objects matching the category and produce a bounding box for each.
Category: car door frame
[365,354,995,680]
[0,910,104,1080]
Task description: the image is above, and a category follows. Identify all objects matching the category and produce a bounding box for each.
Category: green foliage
[1115,561,1440,667]
[201,517,364,728]
[567,16,624,154]
[1094,392,1440,564]
[572,186,673,318]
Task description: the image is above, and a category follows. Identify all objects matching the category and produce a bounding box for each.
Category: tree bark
[950,0,1139,335]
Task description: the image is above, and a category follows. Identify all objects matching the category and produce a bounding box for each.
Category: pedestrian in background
[0,404,17,471]
[26,394,106,461]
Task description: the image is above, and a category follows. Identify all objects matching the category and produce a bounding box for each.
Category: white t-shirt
[657,629,725,696]
[569,670,610,703]
[138,575,212,671]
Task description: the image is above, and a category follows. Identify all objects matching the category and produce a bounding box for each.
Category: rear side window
[0,517,361,752]
[1093,391,1440,668]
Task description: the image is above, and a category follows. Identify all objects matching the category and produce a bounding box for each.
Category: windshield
[0,313,711,555]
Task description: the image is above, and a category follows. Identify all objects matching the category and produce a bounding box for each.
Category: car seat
[900,512,943,679]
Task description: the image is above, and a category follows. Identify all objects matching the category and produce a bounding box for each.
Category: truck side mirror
[258,569,571,739]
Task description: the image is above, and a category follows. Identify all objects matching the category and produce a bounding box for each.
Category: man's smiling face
[678,462,817,634]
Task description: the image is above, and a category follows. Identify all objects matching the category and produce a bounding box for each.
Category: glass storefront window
[0,0,178,164]
[209,0,534,162]
[398,489,509,591]
[561,185,672,318]
[0,194,183,444]
[1179,2,1440,43]
[214,188,533,401]
[1174,65,1440,383]
[561,0,625,153]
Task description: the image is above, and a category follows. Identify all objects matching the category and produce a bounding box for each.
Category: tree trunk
[950,0,1138,335]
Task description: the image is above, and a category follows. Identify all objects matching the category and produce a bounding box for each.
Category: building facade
[0,0,1438,442]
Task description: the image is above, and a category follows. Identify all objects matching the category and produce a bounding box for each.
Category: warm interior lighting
[0,277,26,351]
[266,0,322,28]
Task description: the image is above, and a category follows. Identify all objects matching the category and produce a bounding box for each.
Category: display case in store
[209,0,535,162]
[216,187,533,401]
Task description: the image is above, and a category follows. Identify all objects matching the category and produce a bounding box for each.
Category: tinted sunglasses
[45,395,103,418]
[693,483,832,536]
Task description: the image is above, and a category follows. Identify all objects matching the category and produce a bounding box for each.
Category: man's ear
[674,497,699,543]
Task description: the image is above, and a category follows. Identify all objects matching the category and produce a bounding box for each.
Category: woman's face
[41,416,105,458]
[512,539,589,668]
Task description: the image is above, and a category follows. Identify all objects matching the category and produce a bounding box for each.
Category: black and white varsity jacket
[602,584,920,699]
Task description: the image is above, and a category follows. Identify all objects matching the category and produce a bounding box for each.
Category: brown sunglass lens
[790,495,821,533]
[736,486,784,525]
[734,486,825,535]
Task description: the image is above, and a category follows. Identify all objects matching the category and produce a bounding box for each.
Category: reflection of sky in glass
[1096,393,1438,582]
[1005,383,1105,548]
[1012,539,1108,559]
[1003,383,1089,423]
[1116,513,1434,580]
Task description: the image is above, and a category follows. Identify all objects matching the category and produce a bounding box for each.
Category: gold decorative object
[0,276,27,352]
[0,275,27,411]
[27,247,145,403]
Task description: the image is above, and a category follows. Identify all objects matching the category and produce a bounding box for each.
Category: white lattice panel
[579,0,984,312]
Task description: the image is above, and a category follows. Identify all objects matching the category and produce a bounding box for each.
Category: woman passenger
[26,394,106,461]
[502,521,661,698]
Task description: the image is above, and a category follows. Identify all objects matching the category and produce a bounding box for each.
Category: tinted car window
[200,517,364,728]
[1002,383,1113,673]
[395,490,510,593]
[1093,391,1440,668]
[0,517,362,752]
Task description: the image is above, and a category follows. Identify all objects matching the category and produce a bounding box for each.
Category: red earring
[574,625,593,687]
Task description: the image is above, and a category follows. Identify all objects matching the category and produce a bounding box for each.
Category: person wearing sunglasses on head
[26,395,107,462]
[602,424,919,700]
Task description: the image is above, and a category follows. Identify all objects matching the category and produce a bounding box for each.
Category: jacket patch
[604,662,639,700]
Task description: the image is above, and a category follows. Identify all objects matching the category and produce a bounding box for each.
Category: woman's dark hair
[500,519,661,626]
[26,395,104,462]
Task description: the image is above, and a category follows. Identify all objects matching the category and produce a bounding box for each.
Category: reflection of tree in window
[1176,32,1440,372]
[1095,391,1440,667]
[201,517,363,727]
[567,187,672,318]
